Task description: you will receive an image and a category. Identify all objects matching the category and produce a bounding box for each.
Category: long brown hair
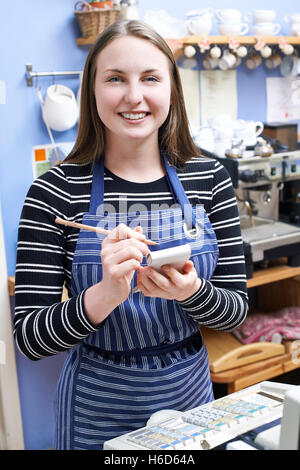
[65,19,200,167]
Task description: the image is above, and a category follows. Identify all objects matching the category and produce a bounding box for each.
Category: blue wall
[0,0,299,450]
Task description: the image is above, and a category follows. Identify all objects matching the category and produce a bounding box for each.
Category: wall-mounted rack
[25,64,82,87]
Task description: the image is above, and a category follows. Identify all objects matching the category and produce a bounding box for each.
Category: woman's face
[94,35,172,146]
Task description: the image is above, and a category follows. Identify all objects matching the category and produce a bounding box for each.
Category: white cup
[282,44,294,55]
[246,9,276,24]
[285,13,300,24]
[41,85,79,132]
[236,46,248,58]
[215,9,242,23]
[233,120,264,146]
[218,22,249,36]
[184,45,196,58]
[185,17,212,35]
[185,8,213,35]
[219,50,237,70]
[253,23,281,36]
[291,23,300,36]
[260,46,272,58]
[210,46,222,59]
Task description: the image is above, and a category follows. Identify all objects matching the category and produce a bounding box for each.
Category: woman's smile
[118,111,150,122]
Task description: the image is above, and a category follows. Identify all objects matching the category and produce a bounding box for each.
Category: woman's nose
[124,82,143,105]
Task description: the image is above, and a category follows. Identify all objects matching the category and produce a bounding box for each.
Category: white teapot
[233,120,264,147]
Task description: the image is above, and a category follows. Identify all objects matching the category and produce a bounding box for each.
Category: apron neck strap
[90,153,195,230]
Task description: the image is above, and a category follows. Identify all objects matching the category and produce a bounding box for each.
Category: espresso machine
[199,145,300,278]
[234,150,300,277]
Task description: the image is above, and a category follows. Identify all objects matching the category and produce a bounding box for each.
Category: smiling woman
[65,19,197,167]
[93,35,172,171]
[14,19,248,450]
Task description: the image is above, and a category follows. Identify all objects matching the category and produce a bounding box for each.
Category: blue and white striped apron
[54,155,219,450]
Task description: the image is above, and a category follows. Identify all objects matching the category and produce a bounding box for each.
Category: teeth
[121,113,147,120]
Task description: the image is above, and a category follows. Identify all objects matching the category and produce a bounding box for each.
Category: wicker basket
[75,1,120,38]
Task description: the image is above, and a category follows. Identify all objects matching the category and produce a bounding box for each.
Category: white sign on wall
[266,77,300,122]
[200,70,238,125]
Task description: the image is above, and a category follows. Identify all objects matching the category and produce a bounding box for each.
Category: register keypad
[126,398,270,450]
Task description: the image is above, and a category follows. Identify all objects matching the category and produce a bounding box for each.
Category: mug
[291,23,300,36]
[236,46,248,58]
[245,52,262,69]
[253,23,281,36]
[265,53,282,69]
[219,50,237,70]
[245,9,276,24]
[260,46,272,58]
[215,9,242,23]
[184,45,197,58]
[285,13,300,24]
[210,46,222,59]
[218,22,249,36]
[41,84,79,132]
[203,54,219,70]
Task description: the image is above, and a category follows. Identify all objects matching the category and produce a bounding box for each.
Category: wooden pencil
[55,217,157,245]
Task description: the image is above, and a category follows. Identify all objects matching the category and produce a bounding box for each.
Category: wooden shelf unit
[77,34,300,47]
[203,264,300,393]
[247,264,300,288]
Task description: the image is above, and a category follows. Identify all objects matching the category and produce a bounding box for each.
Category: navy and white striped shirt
[14,157,248,360]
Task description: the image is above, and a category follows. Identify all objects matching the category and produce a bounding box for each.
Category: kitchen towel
[232,306,300,344]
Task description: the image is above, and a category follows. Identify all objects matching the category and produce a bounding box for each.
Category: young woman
[14,20,248,450]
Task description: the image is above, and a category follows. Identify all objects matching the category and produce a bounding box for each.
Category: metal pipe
[236,193,255,227]
[26,64,82,87]
[244,200,255,227]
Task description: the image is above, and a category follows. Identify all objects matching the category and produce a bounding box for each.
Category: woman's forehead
[96,35,171,71]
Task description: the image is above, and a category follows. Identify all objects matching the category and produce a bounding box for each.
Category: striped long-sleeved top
[14,157,248,361]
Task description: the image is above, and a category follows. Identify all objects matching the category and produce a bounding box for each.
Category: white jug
[38,84,79,132]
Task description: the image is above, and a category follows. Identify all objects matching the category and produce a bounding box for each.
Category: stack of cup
[185,8,213,36]
[246,9,281,36]
[215,9,249,36]
[285,13,300,36]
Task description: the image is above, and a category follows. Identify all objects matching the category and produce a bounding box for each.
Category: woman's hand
[137,260,201,302]
[101,223,150,303]
[84,224,149,326]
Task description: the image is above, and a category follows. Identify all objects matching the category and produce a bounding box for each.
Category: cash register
[103,381,300,450]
